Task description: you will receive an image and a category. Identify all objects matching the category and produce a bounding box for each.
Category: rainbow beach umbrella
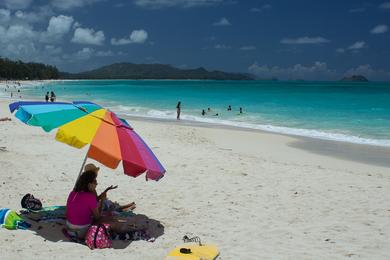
[9,101,166,181]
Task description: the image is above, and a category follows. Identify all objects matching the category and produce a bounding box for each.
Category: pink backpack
[85,223,112,249]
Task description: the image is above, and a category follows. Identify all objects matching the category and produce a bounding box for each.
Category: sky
[0,0,390,80]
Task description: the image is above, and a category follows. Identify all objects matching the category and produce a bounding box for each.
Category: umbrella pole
[74,153,88,188]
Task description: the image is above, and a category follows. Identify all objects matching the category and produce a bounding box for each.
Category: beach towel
[21,205,135,222]
[20,206,66,221]
[0,208,31,230]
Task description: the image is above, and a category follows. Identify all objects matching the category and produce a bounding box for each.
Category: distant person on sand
[176,101,181,120]
[50,91,56,102]
[0,117,11,122]
[227,105,232,111]
[201,109,206,116]
[45,92,49,102]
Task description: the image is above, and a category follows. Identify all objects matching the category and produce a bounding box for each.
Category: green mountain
[61,63,254,80]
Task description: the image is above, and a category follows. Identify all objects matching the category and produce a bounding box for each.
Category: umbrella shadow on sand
[24,213,165,249]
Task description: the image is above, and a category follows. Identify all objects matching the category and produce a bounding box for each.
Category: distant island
[61,63,254,80]
[340,75,368,82]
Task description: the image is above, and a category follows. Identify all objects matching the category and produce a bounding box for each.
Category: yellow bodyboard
[165,243,219,260]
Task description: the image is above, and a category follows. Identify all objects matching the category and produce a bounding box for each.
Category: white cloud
[249,62,390,80]
[134,0,224,9]
[64,47,101,61]
[51,0,103,10]
[248,61,337,80]
[44,45,63,55]
[345,64,390,80]
[74,47,95,59]
[96,50,114,57]
[72,27,105,45]
[0,24,36,43]
[250,4,272,12]
[73,21,81,29]
[14,6,54,23]
[129,30,148,43]
[281,36,330,44]
[239,46,256,51]
[0,24,45,62]
[1,0,32,10]
[345,64,374,77]
[213,17,231,26]
[370,24,388,34]
[0,9,11,24]
[111,29,148,45]
[379,2,390,9]
[214,44,230,50]
[2,42,38,59]
[0,16,68,67]
[337,41,367,53]
[42,15,74,42]
[347,41,366,50]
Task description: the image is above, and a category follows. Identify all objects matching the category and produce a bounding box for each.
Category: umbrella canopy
[9,101,165,181]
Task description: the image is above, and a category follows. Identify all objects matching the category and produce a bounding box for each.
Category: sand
[1,97,390,260]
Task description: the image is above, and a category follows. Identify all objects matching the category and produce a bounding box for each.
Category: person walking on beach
[176,101,181,120]
[45,92,49,102]
[50,91,56,102]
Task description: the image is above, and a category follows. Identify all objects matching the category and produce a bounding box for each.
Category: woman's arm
[91,194,105,220]
[91,207,101,220]
[97,185,118,200]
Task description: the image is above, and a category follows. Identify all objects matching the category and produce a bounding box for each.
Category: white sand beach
[1,98,390,259]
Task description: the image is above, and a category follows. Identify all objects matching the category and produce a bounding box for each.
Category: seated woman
[66,170,146,238]
[83,163,136,212]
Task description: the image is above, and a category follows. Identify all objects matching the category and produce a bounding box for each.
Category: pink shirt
[66,191,98,226]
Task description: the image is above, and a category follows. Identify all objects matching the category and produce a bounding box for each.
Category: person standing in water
[176,101,181,120]
[45,92,49,102]
[50,91,56,102]
[239,107,243,114]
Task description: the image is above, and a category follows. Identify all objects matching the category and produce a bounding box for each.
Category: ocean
[9,79,390,147]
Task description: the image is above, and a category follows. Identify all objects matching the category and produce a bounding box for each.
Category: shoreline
[2,95,390,168]
[122,114,390,169]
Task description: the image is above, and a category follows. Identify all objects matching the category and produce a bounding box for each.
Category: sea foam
[111,105,390,147]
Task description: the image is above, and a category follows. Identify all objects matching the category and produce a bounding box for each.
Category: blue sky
[0,0,389,80]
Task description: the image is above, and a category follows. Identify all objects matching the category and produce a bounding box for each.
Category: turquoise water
[16,80,390,146]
